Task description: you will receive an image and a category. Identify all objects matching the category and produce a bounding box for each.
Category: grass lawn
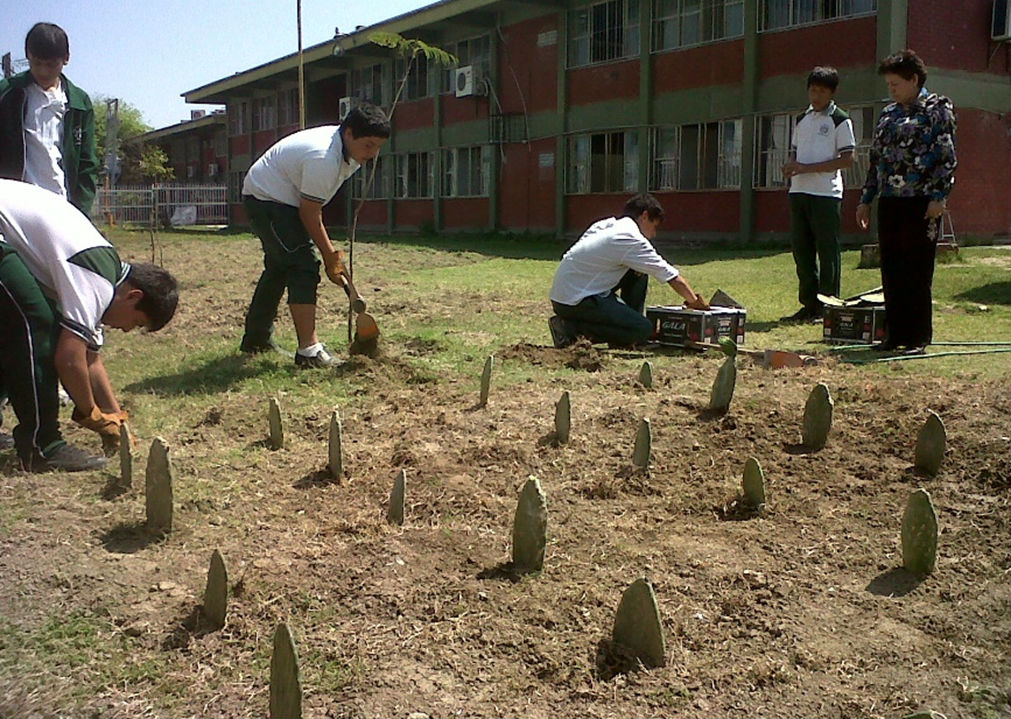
[0,227,1007,718]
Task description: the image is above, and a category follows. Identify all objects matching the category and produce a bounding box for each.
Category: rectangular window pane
[680,125,700,189]
[623,131,639,192]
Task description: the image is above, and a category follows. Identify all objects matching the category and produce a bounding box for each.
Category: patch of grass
[957,680,1011,719]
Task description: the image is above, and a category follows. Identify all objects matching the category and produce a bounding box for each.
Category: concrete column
[489,21,501,231]
[638,0,652,194]
[555,8,569,239]
[739,0,760,244]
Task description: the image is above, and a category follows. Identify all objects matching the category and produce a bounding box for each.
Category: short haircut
[621,194,665,223]
[342,102,391,140]
[807,66,839,91]
[878,49,928,89]
[25,22,69,60]
[126,263,179,332]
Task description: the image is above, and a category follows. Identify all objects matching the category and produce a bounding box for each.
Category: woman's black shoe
[872,340,899,352]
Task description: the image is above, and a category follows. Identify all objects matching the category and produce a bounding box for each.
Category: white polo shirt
[242,125,360,207]
[549,216,679,306]
[790,102,856,199]
[22,81,68,199]
[0,179,128,349]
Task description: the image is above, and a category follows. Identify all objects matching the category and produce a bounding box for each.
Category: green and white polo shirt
[242,125,361,207]
[0,179,128,349]
[790,102,856,199]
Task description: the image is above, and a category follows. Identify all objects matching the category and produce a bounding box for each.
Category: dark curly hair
[125,263,179,332]
[621,194,665,223]
[878,49,928,89]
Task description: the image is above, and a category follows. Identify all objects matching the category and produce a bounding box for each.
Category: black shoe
[781,307,815,323]
[22,443,107,473]
[902,344,927,356]
[873,340,899,352]
[294,344,341,369]
[240,337,283,354]
[548,315,576,349]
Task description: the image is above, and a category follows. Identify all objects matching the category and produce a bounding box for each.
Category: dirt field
[0,234,1008,719]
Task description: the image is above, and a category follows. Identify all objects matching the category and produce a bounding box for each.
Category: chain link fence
[90,184,228,228]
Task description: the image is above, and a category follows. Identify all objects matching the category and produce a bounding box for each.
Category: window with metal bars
[566,131,639,194]
[394,152,433,198]
[652,0,744,50]
[568,0,641,67]
[442,146,491,197]
[760,0,876,31]
[650,119,742,190]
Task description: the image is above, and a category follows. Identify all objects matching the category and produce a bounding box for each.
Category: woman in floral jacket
[856,49,957,355]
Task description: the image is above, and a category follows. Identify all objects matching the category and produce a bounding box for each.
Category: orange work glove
[323,249,348,286]
[72,406,124,456]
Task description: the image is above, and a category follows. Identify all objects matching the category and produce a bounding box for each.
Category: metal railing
[91,183,228,228]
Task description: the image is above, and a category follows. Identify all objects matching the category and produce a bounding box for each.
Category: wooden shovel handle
[339,275,367,314]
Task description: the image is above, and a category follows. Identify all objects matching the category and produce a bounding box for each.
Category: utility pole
[104,99,120,227]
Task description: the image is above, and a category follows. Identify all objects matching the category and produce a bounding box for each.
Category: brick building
[181,0,1011,241]
[137,111,228,184]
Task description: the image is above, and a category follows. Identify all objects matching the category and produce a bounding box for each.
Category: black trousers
[877,196,939,347]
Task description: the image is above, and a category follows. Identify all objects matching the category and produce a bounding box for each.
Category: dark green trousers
[551,270,653,346]
[0,242,65,463]
[240,196,321,348]
[789,193,842,310]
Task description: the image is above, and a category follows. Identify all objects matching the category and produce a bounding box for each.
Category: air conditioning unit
[993,0,1011,40]
[207,163,218,177]
[455,65,486,98]
[338,96,356,121]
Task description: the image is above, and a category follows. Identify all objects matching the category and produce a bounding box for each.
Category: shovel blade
[355,312,379,341]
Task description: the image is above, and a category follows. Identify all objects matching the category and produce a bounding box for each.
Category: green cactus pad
[387,469,406,525]
[742,456,766,508]
[268,397,283,450]
[512,476,548,572]
[914,411,946,476]
[269,623,302,719]
[203,549,228,630]
[145,438,174,533]
[718,336,738,357]
[612,577,666,668]
[632,418,651,468]
[802,383,833,450]
[709,356,737,412]
[479,355,494,407]
[554,391,571,444]
[638,361,654,388]
[119,423,133,489]
[328,410,344,480]
[902,488,938,575]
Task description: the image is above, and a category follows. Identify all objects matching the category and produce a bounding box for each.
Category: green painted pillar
[434,87,443,233]
[739,0,760,244]
[555,8,569,239]
[638,0,652,195]
[489,23,501,231]
[877,0,908,58]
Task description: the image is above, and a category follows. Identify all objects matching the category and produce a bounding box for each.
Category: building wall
[498,15,559,114]
[908,0,1011,75]
[654,40,745,91]
[443,197,489,229]
[948,108,1011,236]
[499,137,556,231]
[568,58,639,106]
[758,16,877,77]
[197,0,1009,241]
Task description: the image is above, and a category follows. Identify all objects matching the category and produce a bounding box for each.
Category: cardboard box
[822,305,887,344]
[646,306,746,347]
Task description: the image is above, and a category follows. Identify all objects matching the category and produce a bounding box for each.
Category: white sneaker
[294,344,340,369]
